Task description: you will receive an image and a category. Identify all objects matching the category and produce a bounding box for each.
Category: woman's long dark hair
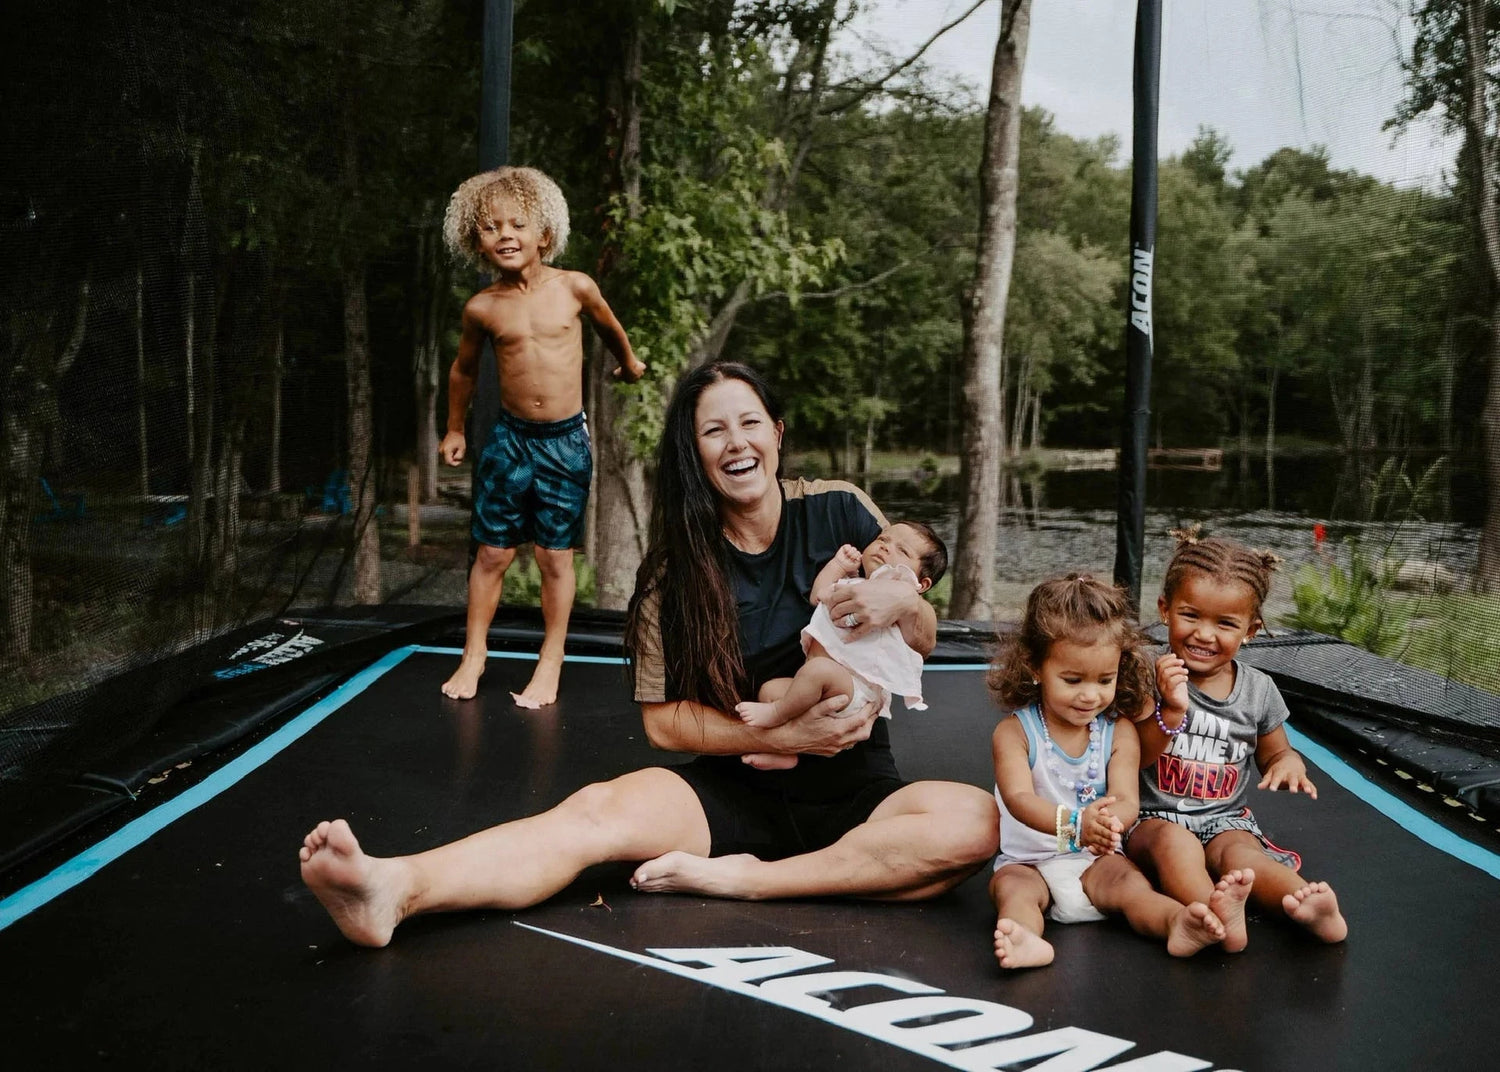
[623,361,784,712]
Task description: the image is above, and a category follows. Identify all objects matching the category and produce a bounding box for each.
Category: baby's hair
[443,166,571,273]
[1161,524,1283,622]
[988,572,1154,717]
[890,519,948,585]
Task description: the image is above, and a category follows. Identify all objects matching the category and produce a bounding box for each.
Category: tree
[951,0,1031,621]
[1393,0,1500,591]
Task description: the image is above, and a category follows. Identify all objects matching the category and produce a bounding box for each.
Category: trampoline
[3,611,1498,1070]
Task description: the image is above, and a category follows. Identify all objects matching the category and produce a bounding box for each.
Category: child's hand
[835,545,862,572]
[1258,751,1318,798]
[1080,797,1124,855]
[614,356,648,382]
[1154,652,1190,727]
[439,430,467,466]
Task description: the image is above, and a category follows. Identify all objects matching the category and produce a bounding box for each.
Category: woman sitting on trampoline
[299,360,998,946]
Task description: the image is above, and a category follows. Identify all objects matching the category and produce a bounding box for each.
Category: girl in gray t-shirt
[1126,530,1348,952]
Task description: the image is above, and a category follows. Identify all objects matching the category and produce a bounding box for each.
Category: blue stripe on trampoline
[0,645,418,933]
[1286,724,1500,880]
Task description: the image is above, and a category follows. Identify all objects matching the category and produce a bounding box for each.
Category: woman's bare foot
[511,653,562,709]
[1283,881,1348,943]
[741,752,799,770]
[441,654,486,700]
[630,851,765,899]
[993,918,1054,969]
[735,699,784,728]
[1209,868,1255,953]
[1165,901,1226,957]
[298,820,409,948]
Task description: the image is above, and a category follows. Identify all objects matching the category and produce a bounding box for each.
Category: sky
[854,0,1459,189]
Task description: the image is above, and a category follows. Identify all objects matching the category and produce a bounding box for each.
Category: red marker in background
[1313,522,1327,547]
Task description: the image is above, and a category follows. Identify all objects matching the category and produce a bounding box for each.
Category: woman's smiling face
[694,377,783,510]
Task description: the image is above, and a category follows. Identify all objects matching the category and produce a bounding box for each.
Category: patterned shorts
[472,410,592,550]
[1130,806,1302,871]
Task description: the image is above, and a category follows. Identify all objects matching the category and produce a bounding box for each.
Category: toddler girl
[1128,528,1348,950]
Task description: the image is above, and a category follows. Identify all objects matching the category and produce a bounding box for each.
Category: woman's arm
[641,694,879,756]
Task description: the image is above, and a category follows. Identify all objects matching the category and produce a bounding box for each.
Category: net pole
[1113,0,1161,609]
[471,0,513,514]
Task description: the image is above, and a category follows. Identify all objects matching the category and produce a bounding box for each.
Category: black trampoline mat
[2,646,1498,1070]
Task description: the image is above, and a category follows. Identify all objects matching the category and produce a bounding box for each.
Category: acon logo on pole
[1130,245,1153,341]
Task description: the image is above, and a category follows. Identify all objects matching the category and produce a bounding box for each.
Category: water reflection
[854,451,1481,588]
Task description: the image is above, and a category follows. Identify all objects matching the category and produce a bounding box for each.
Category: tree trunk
[951,0,1030,621]
[1464,0,1500,592]
[412,205,445,502]
[343,264,382,604]
[588,14,649,610]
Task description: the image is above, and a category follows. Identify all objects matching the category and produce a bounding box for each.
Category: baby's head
[443,166,571,274]
[989,573,1153,720]
[1158,526,1282,674]
[863,521,947,593]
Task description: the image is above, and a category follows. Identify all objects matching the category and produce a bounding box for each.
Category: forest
[2,0,1497,707]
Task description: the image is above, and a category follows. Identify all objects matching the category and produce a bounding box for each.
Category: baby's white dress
[799,563,927,718]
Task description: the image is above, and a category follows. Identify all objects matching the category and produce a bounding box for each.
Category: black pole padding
[471,0,514,563]
[1114,0,1161,610]
[480,0,514,171]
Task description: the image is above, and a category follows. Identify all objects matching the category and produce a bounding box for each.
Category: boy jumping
[439,167,645,705]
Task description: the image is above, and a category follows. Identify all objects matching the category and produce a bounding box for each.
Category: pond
[856,451,1483,607]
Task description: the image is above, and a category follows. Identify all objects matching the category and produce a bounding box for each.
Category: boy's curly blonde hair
[988,573,1155,718]
[443,166,571,273]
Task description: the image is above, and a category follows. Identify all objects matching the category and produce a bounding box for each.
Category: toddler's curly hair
[988,572,1154,717]
[443,166,571,273]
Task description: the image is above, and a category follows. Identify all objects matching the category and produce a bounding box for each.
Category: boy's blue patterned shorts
[472,410,591,550]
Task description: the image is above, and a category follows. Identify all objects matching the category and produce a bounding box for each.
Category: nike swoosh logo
[1176,799,1215,812]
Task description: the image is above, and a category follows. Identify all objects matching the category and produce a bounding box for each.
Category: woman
[298,361,997,946]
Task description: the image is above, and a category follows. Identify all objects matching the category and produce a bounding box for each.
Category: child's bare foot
[1283,881,1348,943]
[735,699,784,728]
[1165,901,1226,957]
[441,654,486,700]
[298,820,409,948]
[1209,868,1255,953]
[742,752,799,770]
[631,851,765,899]
[993,918,1054,969]
[510,653,562,709]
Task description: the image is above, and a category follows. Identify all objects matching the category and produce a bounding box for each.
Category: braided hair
[1161,524,1282,625]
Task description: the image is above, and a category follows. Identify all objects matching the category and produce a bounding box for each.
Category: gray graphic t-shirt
[1138,660,1289,819]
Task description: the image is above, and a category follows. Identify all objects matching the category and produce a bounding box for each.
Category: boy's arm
[1255,726,1318,797]
[575,274,646,382]
[440,302,485,465]
[810,545,863,605]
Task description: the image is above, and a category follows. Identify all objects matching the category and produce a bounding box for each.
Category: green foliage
[501,554,598,609]
[1287,547,1410,657]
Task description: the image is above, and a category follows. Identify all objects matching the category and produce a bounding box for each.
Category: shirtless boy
[439,167,645,705]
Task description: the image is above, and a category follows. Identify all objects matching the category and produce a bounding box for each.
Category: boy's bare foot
[631,851,764,899]
[1165,901,1226,957]
[510,652,562,709]
[298,819,409,948]
[1209,868,1255,953]
[1283,881,1348,943]
[741,752,799,770]
[441,654,486,700]
[993,918,1054,969]
[735,699,783,728]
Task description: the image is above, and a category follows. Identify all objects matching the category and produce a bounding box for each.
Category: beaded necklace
[1037,708,1103,806]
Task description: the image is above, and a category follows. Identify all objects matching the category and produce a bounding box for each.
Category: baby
[736,521,946,769]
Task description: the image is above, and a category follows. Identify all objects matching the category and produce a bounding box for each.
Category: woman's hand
[768,692,880,756]
[824,575,920,642]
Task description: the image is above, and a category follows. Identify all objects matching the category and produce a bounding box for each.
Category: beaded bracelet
[1054,803,1073,854]
[1153,694,1187,737]
[1068,808,1082,853]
